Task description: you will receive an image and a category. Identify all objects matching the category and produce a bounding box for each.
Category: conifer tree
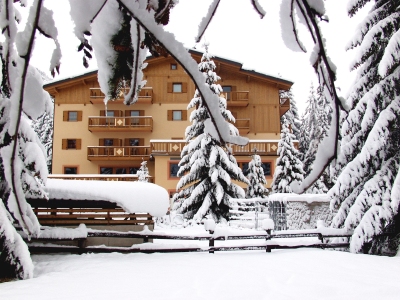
[137,159,149,182]
[173,44,249,222]
[329,0,400,254]
[280,88,301,140]
[32,105,54,174]
[245,151,269,199]
[271,116,304,193]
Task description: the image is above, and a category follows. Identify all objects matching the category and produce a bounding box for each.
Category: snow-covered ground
[1,226,399,300]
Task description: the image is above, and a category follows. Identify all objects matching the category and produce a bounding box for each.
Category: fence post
[209,231,214,254]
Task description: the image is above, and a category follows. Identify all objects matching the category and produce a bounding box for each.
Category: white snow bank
[35,179,169,217]
[268,193,330,203]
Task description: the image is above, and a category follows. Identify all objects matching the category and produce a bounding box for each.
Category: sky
[30,0,371,114]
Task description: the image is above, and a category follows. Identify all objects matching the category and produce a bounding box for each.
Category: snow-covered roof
[36,179,169,217]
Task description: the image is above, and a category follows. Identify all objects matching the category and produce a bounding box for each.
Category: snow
[33,179,169,217]
[1,225,400,299]
[269,193,330,204]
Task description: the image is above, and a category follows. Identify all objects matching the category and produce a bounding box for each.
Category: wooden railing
[33,208,153,226]
[222,91,249,106]
[48,174,153,183]
[87,146,151,161]
[150,140,186,155]
[88,116,153,132]
[89,87,153,104]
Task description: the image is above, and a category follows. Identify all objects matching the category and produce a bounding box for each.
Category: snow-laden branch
[195,0,220,43]
[280,0,347,193]
[119,0,248,146]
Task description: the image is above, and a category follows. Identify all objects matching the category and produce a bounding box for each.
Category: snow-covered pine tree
[173,44,249,222]
[280,88,301,141]
[245,150,269,199]
[137,159,149,182]
[329,0,400,254]
[32,103,54,174]
[0,0,59,279]
[271,116,304,193]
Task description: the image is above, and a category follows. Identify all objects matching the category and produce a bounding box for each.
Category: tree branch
[9,0,43,236]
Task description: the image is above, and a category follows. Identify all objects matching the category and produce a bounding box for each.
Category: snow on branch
[250,0,266,19]
[119,0,248,146]
[280,0,347,193]
[195,0,220,43]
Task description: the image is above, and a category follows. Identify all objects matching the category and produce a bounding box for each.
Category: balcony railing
[221,91,249,107]
[89,87,153,104]
[150,140,186,155]
[87,146,151,161]
[88,116,153,132]
[48,174,153,183]
[231,140,298,156]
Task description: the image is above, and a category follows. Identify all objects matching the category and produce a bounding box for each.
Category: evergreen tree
[173,44,249,222]
[32,104,54,174]
[300,84,333,193]
[137,159,149,182]
[245,151,269,199]
[329,0,400,254]
[271,116,304,193]
[280,88,301,140]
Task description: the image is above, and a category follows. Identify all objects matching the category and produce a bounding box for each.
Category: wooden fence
[25,226,353,254]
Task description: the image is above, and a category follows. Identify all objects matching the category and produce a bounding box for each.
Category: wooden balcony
[150,140,186,156]
[87,146,151,161]
[280,97,290,116]
[222,91,249,107]
[48,174,153,183]
[231,140,298,156]
[89,87,153,104]
[235,119,250,135]
[88,116,153,132]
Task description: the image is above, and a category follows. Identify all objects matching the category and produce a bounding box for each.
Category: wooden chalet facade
[44,50,293,198]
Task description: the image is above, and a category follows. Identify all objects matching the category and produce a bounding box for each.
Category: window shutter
[117,110,123,117]
[100,110,106,116]
[99,139,104,155]
[63,111,68,121]
[77,111,83,121]
[76,139,82,150]
[62,139,67,149]
[167,110,172,121]
[167,82,173,93]
[182,82,187,93]
[125,110,131,117]
[138,138,145,155]
[113,139,120,146]
[182,110,187,121]
[124,138,130,146]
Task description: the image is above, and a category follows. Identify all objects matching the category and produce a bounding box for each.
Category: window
[222,86,232,100]
[169,162,180,179]
[104,139,114,146]
[100,167,113,174]
[130,110,140,126]
[167,82,187,93]
[173,110,182,120]
[100,166,140,175]
[167,110,187,121]
[261,162,271,176]
[170,63,177,70]
[106,111,115,125]
[63,111,82,121]
[67,139,76,149]
[68,111,78,121]
[62,139,81,150]
[64,167,78,174]
[173,83,182,93]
